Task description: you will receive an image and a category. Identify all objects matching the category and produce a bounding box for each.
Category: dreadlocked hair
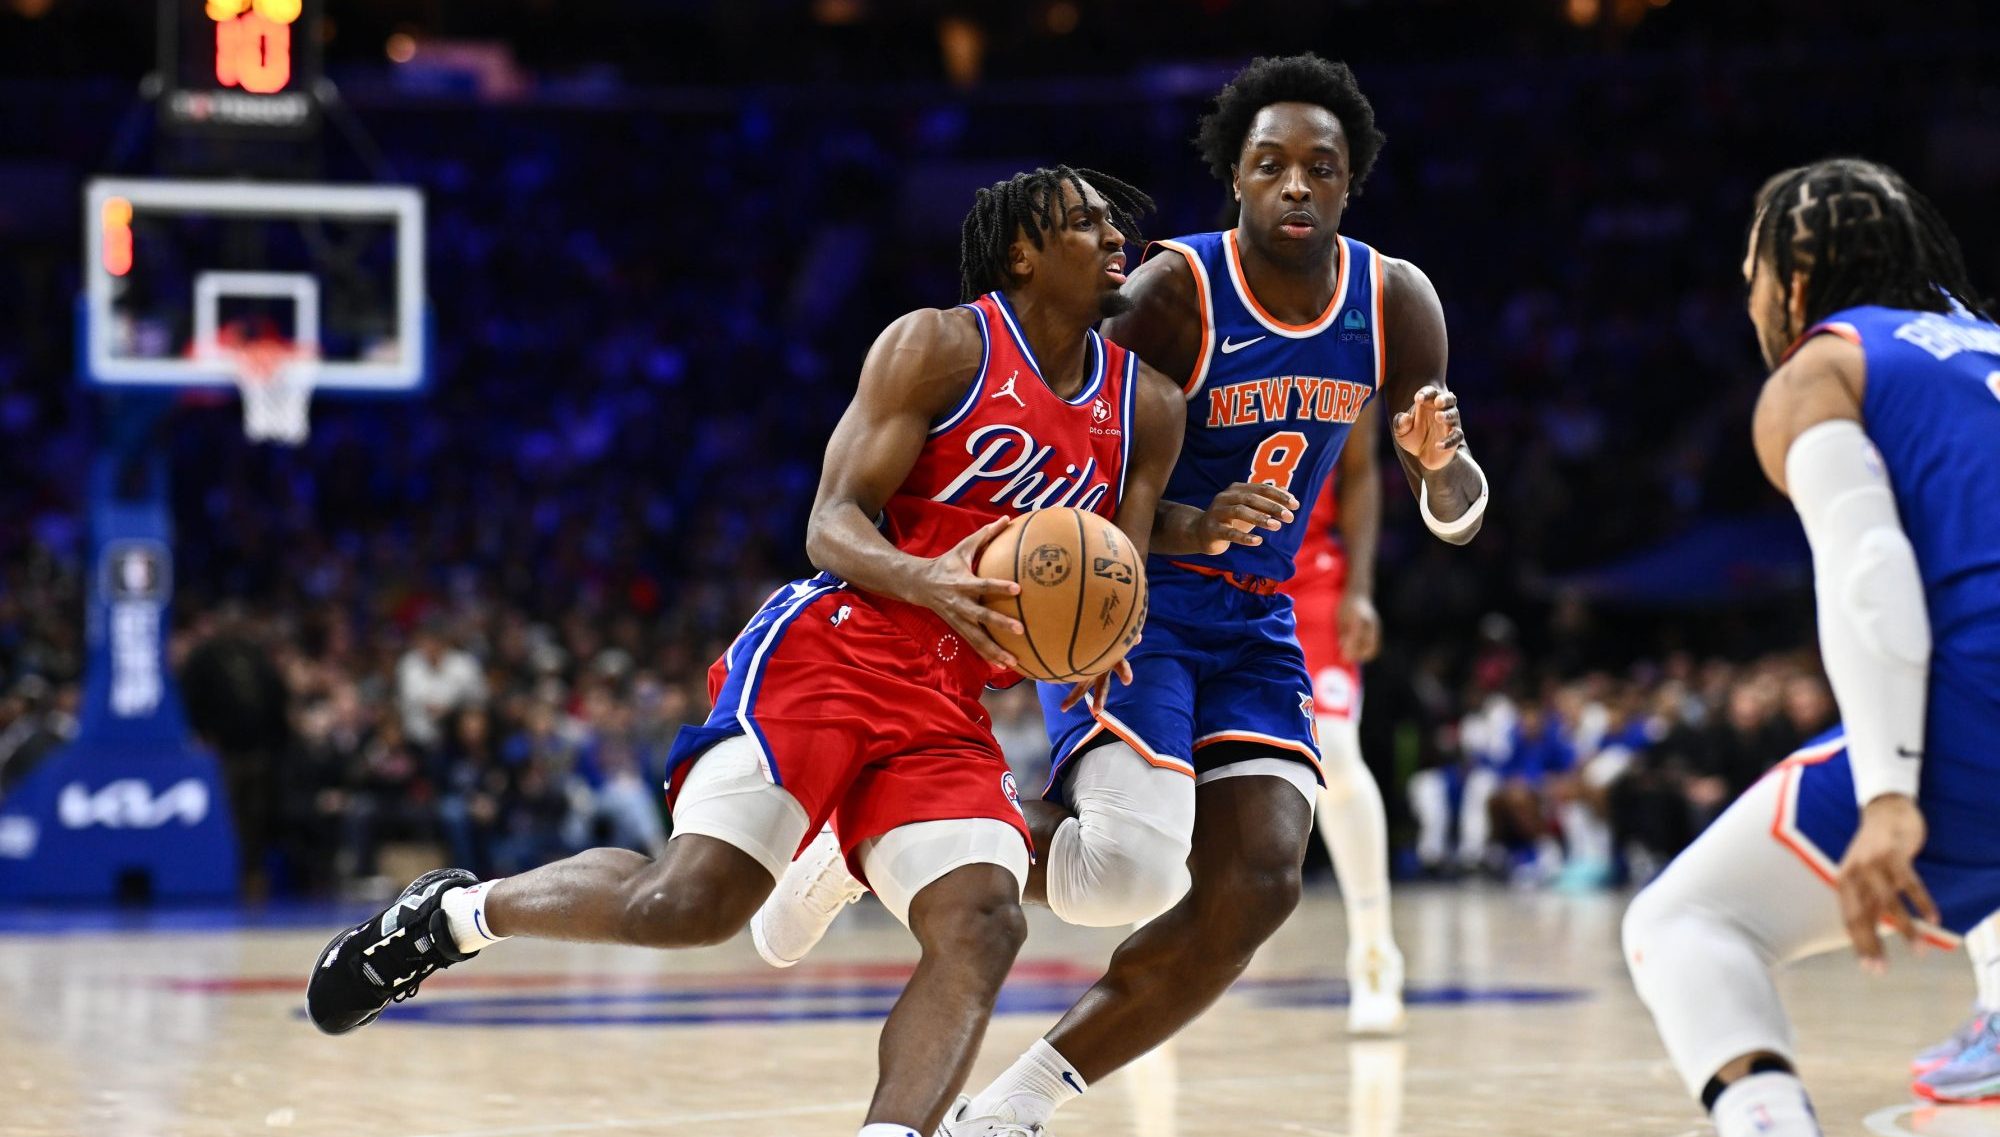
[958,166,1154,302]
[1195,54,1385,193]
[1750,157,1991,328]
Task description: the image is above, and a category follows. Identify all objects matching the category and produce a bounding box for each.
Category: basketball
[974,507,1147,683]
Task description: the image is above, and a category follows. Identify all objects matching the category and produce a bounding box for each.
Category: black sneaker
[306,867,479,1035]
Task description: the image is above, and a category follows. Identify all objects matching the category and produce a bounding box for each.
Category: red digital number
[215,11,292,94]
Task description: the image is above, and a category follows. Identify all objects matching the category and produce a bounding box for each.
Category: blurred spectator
[0,677,77,796]
[567,686,669,857]
[398,618,489,757]
[435,707,510,878]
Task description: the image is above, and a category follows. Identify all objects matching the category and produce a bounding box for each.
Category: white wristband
[1418,452,1488,539]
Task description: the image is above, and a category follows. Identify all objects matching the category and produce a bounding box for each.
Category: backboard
[81,177,427,393]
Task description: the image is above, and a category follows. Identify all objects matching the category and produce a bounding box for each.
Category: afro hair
[1195,54,1386,195]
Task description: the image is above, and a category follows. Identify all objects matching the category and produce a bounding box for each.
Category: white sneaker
[749,825,865,968]
[1346,941,1406,1036]
[936,1096,1045,1137]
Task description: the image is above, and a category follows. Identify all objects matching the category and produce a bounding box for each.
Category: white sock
[965,1039,1085,1126]
[856,1126,920,1137]
[1458,768,1497,862]
[1711,1072,1820,1137]
[1407,769,1450,866]
[1559,801,1611,865]
[440,880,508,953]
[1315,715,1394,950]
[1969,914,2000,1013]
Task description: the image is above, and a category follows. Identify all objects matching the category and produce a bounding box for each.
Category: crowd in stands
[1405,641,1835,889]
[0,23,1992,896]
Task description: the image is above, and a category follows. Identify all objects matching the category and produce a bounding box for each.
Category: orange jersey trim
[1192,730,1326,779]
[1082,714,1195,776]
[1223,229,1348,336]
[1767,741,1959,952]
[1164,559,1281,596]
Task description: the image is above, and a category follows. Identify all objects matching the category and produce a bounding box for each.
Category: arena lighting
[213,10,293,92]
[101,197,133,278]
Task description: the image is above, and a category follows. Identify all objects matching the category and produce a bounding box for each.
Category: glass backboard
[81,177,426,392]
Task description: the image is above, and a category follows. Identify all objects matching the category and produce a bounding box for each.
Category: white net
[226,342,316,445]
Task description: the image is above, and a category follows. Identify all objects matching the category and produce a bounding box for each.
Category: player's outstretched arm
[1380,257,1485,545]
[805,307,1027,670]
[1752,331,1938,966]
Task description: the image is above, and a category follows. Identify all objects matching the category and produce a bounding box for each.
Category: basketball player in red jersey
[1281,401,1408,1035]
[304,167,1287,1137]
[944,57,1487,1133]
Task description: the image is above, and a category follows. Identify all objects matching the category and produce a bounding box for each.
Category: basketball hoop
[223,339,317,445]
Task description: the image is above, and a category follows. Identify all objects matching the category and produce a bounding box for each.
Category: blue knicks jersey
[1769,306,2000,935]
[1146,229,1383,583]
[1808,306,2000,688]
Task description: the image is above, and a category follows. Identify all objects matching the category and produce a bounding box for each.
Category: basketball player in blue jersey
[922,55,1490,1134]
[1624,158,2000,1137]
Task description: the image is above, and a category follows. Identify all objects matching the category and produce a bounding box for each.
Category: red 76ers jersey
[877,291,1137,560]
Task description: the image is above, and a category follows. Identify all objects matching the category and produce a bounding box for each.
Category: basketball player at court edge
[754,55,1486,1135]
[303,167,1295,1137]
[1624,157,2000,1137]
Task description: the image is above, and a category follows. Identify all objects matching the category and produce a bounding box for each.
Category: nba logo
[104,541,170,602]
[1001,772,1022,815]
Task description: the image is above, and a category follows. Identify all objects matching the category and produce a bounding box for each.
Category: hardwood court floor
[0,885,1990,1137]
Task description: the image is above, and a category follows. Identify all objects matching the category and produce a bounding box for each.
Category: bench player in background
[305,165,1217,1137]
[1624,157,2000,1136]
[1278,402,1407,1034]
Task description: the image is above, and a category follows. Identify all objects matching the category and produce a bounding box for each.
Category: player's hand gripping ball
[973,508,1148,683]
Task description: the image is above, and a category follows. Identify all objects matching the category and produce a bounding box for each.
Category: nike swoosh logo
[1220,335,1266,354]
[1897,746,1924,760]
[1061,1071,1083,1093]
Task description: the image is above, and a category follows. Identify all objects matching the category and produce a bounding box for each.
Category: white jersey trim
[930,303,992,437]
[993,291,1107,406]
[1116,349,1137,507]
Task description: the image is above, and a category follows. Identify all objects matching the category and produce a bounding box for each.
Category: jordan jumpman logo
[992,371,1025,408]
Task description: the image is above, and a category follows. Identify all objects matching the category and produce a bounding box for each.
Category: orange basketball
[973,507,1148,684]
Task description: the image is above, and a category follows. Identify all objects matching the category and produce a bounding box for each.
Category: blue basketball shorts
[1038,569,1324,805]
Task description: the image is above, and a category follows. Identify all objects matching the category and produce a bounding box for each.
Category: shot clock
[157,0,323,137]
